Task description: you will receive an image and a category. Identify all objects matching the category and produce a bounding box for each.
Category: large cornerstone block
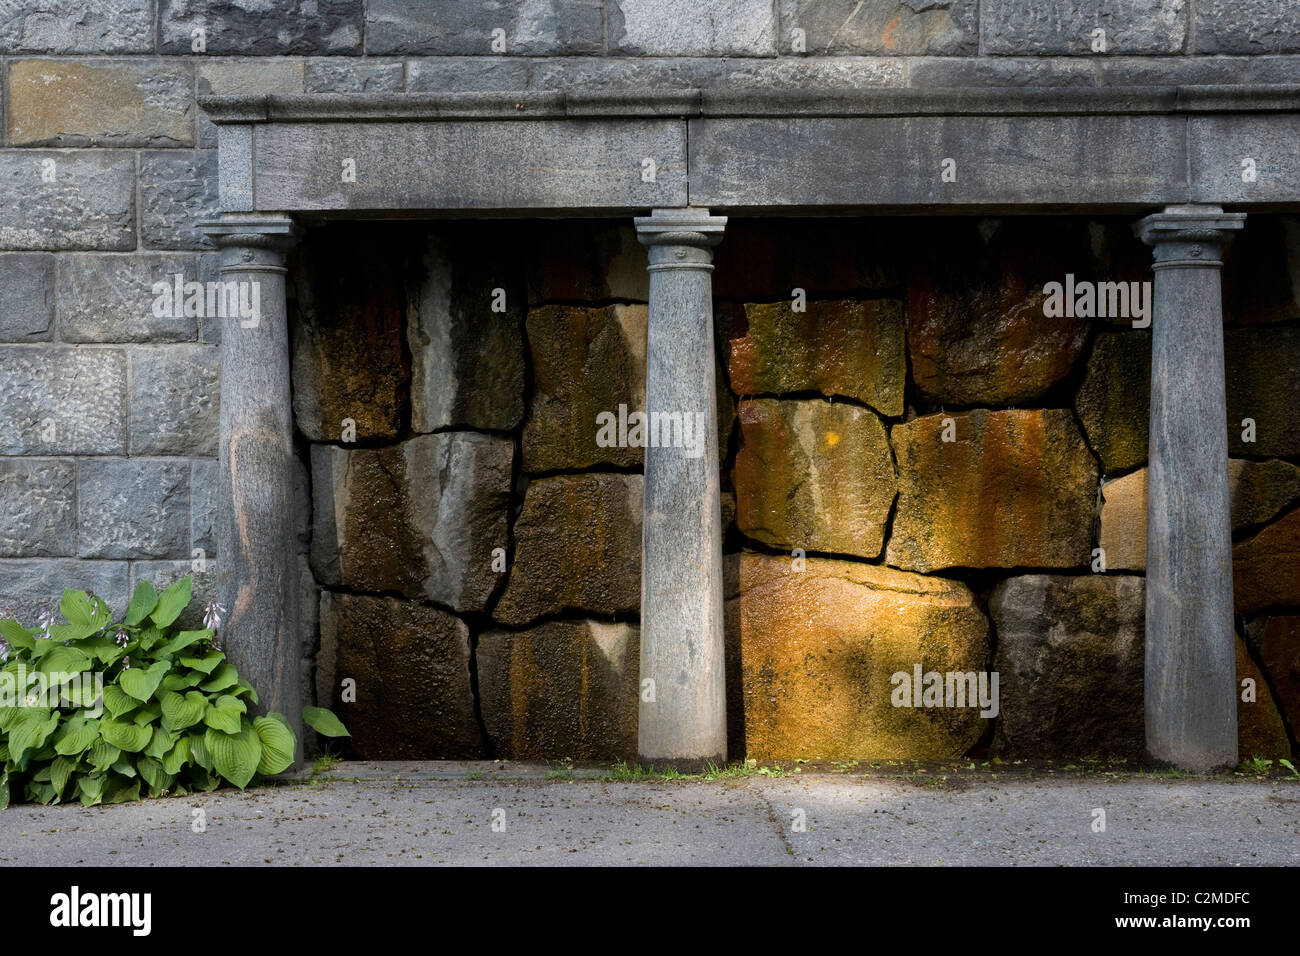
[140,152,220,250]
[0,347,126,454]
[887,409,1098,572]
[726,552,990,760]
[981,0,1185,55]
[778,0,977,55]
[609,0,776,56]
[409,230,526,433]
[0,254,54,342]
[991,575,1147,759]
[495,474,643,627]
[311,432,512,613]
[0,0,153,54]
[366,0,602,55]
[724,299,905,415]
[733,398,896,559]
[317,592,482,759]
[478,621,639,760]
[128,346,220,456]
[7,59,194,147]
[1193,0,1300,54]
[77,459,190,559]
[57,253,198,343]
[0,459,76,557]
[159,0,364,55]
[0,151,134,250]
[0,559,128,624]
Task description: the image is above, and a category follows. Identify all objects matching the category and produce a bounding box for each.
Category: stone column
[199,214,303,764]
[1137,204,1245,772]
[634,208,728,770]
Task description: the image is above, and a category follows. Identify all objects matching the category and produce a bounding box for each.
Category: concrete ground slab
[0,764,1295,866]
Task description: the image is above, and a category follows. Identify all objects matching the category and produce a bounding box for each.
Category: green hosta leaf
[77,773,105,807]
[99,718,151,753]
[60,680,103,710]
[58,589,111,639]
[8,708,59,758]
[188,766,220,792]
[200,663,239,693]
[60,588,98,627]
[150,577,192,629]
[136,627,165,652]
[34,645,91,676]
[53,716,100,755]
[162,736,190,775]
[0,742,8,761]
[50,754,77,797]
[87,739,120,772]
[102,684,138,719]
[132,702,162,726]
[119,659,170,702]
[145,726,178,760]
[0,771,8,811]
[0,619,35,652]
[205,725,262,789]
[110,758,137,778]
[302,706,351,738]
[162,671,205,691]
[157,629,211,658]
[203,695,246,735]
[0,706,22,732]
[137,756,167,792]
[160,691,207,732]
[187,732,212,771]
[179,649,225,675]
[27,780,56,805]
[104,777,140,804]
[232,678,259,705]
[253,715,296,776]
[124,580,159,627]
[78,635,125,666]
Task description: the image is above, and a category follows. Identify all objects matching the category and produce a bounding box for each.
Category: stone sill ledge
[200,84,1300,124]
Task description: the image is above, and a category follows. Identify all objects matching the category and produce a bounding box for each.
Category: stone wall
[721,217,1300,763]
[1,0,1299,762]
[298,215,1299,763]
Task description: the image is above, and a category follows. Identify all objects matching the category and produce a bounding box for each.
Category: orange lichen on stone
[725,552,989,760]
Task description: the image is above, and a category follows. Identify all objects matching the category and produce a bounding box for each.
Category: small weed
[701,761,754,780]
[607,760,691,782]
[311,749,342,776]
[1239,755,1273,775]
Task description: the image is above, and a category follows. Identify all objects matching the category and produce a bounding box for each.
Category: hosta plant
[0,577,348,808]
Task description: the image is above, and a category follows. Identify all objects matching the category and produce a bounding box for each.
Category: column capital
[1136,204,1245,249]
[199,214,301,274]
[634,207,727,248]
